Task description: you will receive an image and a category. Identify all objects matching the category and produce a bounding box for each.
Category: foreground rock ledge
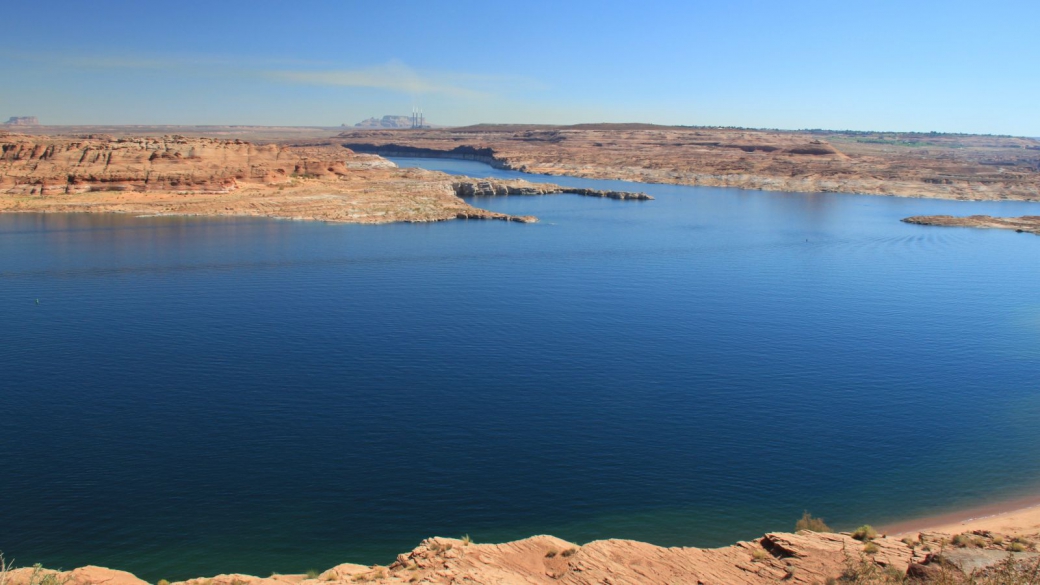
[902,214,1040,235]
[6,530,1039,585]
[0,134,648,225]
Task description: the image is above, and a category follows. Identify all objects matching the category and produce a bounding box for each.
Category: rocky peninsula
[0,134,646,224]
[902,214,1040,235]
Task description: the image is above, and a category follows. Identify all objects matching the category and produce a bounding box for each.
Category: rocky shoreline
[4,528,1038,585]
[335,126,1040,202]
[451,178,651,200]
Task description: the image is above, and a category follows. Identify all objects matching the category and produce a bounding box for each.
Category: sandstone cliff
[0,134,387,195]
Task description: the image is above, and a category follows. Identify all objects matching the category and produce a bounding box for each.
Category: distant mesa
[4,116,39,126]
[352,115,413,129]
[352,115,434,129]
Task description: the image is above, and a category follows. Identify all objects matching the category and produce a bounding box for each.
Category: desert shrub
[992,535,1005,545]
[796,511,832,533]
[951,533,972,548]
[157,580,170,585]
[863,542,880,555]
[883,566,905,581]
[852,525,878,541]
[544,549,558,558]
[305,569,319,579]
[461,534,472,546]
[24,565,68,585]
[1009,542,1027,552]
[838,554,906,584]
[969,552,1040,584]
[560,548,578,557]
[752,548,768,561]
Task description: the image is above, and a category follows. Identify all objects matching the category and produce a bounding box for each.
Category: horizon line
[3,122,1037,139]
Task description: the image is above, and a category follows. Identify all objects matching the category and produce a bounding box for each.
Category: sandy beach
[885,494,1040,536]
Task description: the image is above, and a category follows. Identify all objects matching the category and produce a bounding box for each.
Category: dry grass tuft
[852,525,878,542]
[795,511,833,533]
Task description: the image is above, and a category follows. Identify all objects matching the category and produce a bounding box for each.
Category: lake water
[3,157,1040,580]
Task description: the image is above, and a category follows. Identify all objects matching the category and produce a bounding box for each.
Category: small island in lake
[902,214,1040,235]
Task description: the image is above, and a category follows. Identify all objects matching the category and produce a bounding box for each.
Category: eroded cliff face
[0,134,392,195]
[4,530,1037,585]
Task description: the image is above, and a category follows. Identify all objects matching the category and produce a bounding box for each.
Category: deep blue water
[3,157,1040,580]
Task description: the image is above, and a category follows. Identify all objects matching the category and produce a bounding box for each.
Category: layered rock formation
[0,135,646,224]
[4,530,1037,585]
[902,214,1040,235]
[338,125,1040,202]
[0,134,383,195]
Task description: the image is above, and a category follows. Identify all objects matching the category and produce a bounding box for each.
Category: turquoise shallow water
[2,157,1040,580]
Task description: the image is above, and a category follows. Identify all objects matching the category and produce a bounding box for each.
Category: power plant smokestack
[409,106,426,129]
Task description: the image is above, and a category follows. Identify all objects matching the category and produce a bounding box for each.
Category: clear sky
[2,0,1038,135]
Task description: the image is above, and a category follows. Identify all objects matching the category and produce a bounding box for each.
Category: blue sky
[2,0,1038,135]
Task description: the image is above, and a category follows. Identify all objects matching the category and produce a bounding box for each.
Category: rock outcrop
[5,530,1038,585]
[4,565,148,585]
[0,134,384,195]
[902,214,1040,235]
[452,178,652,200]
